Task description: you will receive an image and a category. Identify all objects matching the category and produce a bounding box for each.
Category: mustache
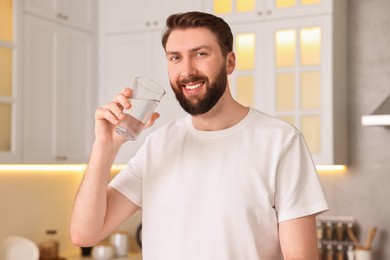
[179,75,207,85]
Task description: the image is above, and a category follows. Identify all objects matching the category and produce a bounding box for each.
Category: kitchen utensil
[364,227,377,250]
[0,235,39,260]
[347,226,363,249]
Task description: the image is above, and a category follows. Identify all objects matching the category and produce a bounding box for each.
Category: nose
[180,56,197,78]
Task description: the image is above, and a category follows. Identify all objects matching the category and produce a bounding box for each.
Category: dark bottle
[39,230,59,260]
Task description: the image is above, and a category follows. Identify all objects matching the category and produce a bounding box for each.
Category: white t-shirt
[110,108,328,260]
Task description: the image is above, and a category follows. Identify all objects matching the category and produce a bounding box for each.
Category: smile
[183,82,204,90]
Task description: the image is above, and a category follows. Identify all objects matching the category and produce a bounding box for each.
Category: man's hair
[161,11,233,56]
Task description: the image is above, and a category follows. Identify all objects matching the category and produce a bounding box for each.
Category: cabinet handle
[257,11,262,16]
[266,10,272,15]
[146,21,151,26]
[57,13,68,20]
[56,156,68,161]
[153,21,158,26]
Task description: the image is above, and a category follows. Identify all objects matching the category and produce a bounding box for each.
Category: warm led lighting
[111,164,127,171]
[300,27,321,66]
[0,164,87,171]
[0,164,128,172]
[275,29,296,68]
[236,33,256,70]
[316,165,347,173]
[0,164,344,174]
[361,115,390,126]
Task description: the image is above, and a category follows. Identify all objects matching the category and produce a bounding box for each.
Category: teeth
[185,83,202,90]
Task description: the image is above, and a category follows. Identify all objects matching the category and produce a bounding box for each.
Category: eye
[195,52,207,58]
[168,54,181,62]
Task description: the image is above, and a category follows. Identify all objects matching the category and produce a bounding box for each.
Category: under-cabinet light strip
[361,114,390,126]
[0,164,346,173]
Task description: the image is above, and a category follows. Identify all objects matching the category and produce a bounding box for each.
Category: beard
[171,65,228,116]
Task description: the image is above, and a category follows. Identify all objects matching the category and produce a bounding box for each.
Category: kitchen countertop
[67,253,142,260]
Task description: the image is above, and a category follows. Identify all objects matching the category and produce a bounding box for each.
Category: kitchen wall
[1,0,390,258]
[0,169,142,256]
[319,0,390,259]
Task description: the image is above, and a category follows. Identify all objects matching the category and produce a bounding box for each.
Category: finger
[105,101,126,120]
[114,89,132,109]
[145,112,160,128]
[121,87,132,97]
[95,107,120,125]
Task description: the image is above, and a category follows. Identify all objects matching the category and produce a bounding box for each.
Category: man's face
[165,28,229,115]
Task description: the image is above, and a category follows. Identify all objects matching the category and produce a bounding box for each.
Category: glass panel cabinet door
[206,0,265,23]
[230,23,265,111]
[0,0,19,162]
[206,0,333,23]
[265,16,332,163]
[264,0,332,19]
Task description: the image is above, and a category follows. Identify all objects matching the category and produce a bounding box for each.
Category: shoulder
[248,108,300,141]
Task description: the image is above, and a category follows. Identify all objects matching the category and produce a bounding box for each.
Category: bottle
[38,230,59,260]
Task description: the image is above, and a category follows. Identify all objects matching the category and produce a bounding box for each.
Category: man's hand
[94,88,160,146]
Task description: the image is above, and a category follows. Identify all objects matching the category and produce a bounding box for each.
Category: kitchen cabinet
[22,15,96,163]
[24,0,96,32]
[0,0,21,163]
[102,0,203,33]
[210,0,347,165]
[205,0,332,23]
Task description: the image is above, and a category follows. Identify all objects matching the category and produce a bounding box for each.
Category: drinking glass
[115,77,166,140]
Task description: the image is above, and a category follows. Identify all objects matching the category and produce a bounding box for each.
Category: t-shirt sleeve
[274,132,329,223]
[109,146,145,207]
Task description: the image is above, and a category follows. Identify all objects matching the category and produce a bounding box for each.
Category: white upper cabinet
[103,0,204,33]
[22,15,95,163]
[24,0,96,31]
[212,0,348,165]
[205,0,332,23]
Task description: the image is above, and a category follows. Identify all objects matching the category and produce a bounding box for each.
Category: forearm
[279,215,319,260]
[70,141,119,246]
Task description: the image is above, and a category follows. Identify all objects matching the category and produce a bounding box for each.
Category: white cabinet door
[23,15,59,163]
[23,15,94,163]
[207,0,347,165]
[100,31,185,163]
[60,0,96,31]
[264,16,338,165]
[24,0,61,21]
[24,0,96,31]
[229,23,266,111]
[264,0,332,20]
[103,0,204,33]
[205,0,332,24]
[230,14,346,165]
[57,26,95,162]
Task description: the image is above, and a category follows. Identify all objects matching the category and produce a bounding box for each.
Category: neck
[191,88,249,131]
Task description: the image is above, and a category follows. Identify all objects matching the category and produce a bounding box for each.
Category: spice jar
[38,230,59,260]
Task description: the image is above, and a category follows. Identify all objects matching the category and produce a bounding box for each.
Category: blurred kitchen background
[0,0,389,259]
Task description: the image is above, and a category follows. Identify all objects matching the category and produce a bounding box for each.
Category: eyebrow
[166,45,212,56]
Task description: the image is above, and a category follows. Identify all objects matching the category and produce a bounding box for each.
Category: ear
[226,52,236,75]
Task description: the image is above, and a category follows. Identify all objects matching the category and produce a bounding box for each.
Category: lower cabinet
[22,15,96,163]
